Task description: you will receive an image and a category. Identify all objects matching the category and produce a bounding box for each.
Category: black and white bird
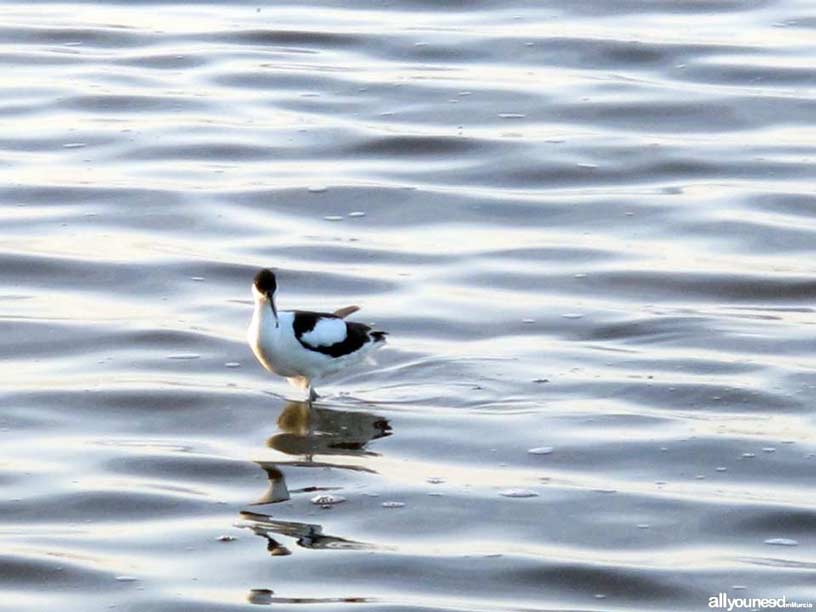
[248,268,387,400]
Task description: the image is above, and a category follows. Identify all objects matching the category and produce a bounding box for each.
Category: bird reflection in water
[239,400,391,555]
[242,510,377,552]
[247,588,370,606]
[270,399,391,460]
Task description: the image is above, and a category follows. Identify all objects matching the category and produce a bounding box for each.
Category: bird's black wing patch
[291,311,336,336]
[292,311,373,358]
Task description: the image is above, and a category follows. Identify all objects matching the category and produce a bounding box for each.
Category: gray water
[1,2,815,611]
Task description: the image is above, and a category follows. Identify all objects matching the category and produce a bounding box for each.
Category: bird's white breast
[248,308,332,379]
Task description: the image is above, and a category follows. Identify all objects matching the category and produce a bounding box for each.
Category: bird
[247,268,387,401]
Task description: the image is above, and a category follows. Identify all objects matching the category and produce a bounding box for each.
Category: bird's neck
[254,296,279,329]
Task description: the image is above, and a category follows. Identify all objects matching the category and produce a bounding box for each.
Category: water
[1,1,815,610]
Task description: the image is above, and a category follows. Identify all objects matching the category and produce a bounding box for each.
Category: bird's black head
[254,268,277,296]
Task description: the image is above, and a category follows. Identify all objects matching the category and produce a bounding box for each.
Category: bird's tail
[366,331,388,365]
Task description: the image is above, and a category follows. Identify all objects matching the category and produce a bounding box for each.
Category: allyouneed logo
[709,593,813,610]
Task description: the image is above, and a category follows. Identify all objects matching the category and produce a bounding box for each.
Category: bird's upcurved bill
[268,292,278,325]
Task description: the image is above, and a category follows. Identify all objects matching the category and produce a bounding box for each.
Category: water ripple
[0,2,814,611]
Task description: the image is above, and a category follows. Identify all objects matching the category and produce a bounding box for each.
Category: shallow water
[1,1,816,610]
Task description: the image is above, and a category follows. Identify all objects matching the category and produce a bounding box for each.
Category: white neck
[252,287,279,328]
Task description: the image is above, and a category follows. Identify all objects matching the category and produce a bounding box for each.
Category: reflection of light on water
[250,398,816,515]
[691,413,814,443]
[0,1,812,608]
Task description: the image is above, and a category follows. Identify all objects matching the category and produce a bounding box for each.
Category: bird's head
[252,268,278,317]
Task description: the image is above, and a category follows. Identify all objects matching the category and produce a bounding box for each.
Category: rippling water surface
[2,1,816,610]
